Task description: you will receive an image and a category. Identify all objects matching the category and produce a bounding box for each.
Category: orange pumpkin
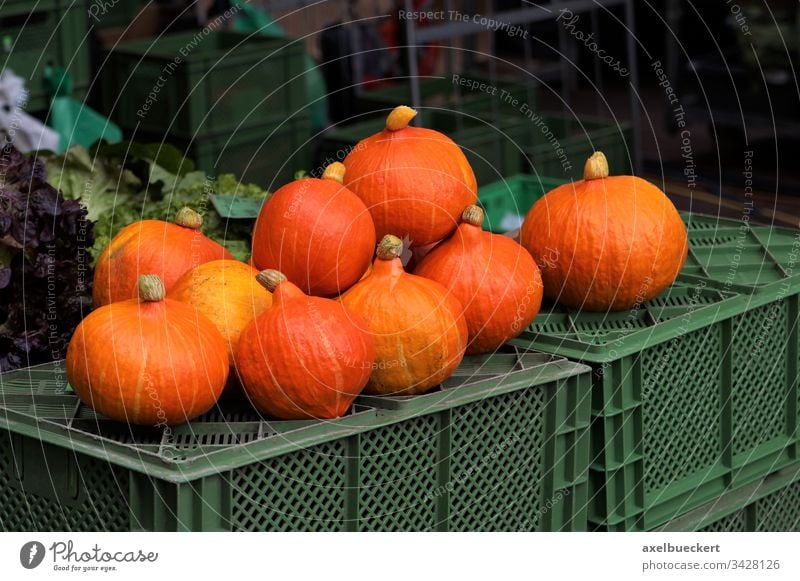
[520,152,688,311]
[170,259,272,364]
[339,235,468,396]
[235,270,376,419]
[93,207,233,307]
[250,162,376,296]
[66,274,229,425]
[415,205,543,354]
[343,105,478,246]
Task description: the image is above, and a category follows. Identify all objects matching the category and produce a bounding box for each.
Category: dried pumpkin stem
[321,162,346,184]
[376,235,403,260]
[583,151,609,181]
[462,205,484,227]
[386,105,417,131]
[138,274,166,302]
[256,269,287,293]
[175,207,203,229]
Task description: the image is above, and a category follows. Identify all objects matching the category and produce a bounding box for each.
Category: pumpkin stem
[583,151,609,181]
[138,274,166,302]
[256,269,287,293]
[462,205,484,227]
[175,207,203,229]
[376,234,403,260]
[386,105,417,131]
[321,162,346,184]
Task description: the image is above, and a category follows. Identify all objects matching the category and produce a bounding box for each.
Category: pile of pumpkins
[66,106,688,426]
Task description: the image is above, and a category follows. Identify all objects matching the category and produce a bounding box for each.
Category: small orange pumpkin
[339,235,468,396]
[343,105,478,246]
[415,205,543,354]
[235,270,376,419]
[93,207,233,307]
[520,152,689,311]
[170,259,272,364]
[250,162,376,296]
[66,274,229,425]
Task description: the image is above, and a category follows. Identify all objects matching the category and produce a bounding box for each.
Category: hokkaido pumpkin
[250,162,376,296]
[415,205,543,354]
[343,105,478,246]
[339,235,468,396]
[66,274,229,425]
[170,259,272,363]
[520,152,688,311]
[235,270,376,419]
[93,207,233,307]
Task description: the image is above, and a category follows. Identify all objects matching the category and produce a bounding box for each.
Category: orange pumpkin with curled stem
[66,274,229,425]
[520,151,688,311]
[343,106,478,246]
[415,205,543,354]
[93,207,233,307]
[250,162,376,296]
[170,259,272,364]
[235,270,376,419]
[339,235,468,396]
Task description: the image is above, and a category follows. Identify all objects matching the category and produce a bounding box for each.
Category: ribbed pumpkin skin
[251,177,376,296]
[170,260,272,363]
[520,175,688,311]
[339,255,468,396]
[93,220,233,307]
[66,298,229,425]
[235,280,375,419]
[415,222,543,354]
[343,126,477,246]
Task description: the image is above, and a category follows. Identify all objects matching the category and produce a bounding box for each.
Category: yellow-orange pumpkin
[235,270,376,419]
[170,259,272,363]
[339,235,468,396]
[343,106,478,246]
[520,152,688,311]
[415,205,543,354]
[93,207,232,307]
[250,162,376,296]
[66,274,229,425]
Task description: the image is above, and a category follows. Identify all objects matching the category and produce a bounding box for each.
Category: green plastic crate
[0,348,591,531]
[0,0,90,113]
[88,0,140,29]
[655,463,800,531]
[523,114,633,181]
[101,31,306,139]
[679,212,800,296]
[477,174,566,233]
[320,110,526,186]
[513,283,800,531]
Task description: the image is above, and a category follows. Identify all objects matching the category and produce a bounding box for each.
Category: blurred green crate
[356,74,538,119]
[101,31,306,139]
[0,0,90,112]
[679,212,800,296]
[0,347,591,531]
[655,463,800,531]
[524,114,633,181]
[320,110,526,186]
[477,174,566,233]
[88,0,140,29]
[513,283,800,531]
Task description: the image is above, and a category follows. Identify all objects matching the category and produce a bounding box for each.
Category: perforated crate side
[753,479,800,531]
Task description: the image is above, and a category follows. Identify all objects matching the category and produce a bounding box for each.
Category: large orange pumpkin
[339,235,468,396]
[520,152,688,311]
[235,270,376,419]
[250,162,376,296]
[66,274,229,425]
[170,259,272,363]
[343,105,478,246]
[93,207,232,307]
[415,205,543,354]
